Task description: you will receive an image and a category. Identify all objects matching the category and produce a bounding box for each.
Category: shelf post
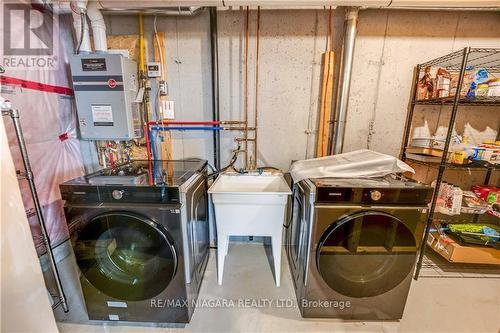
[2,108,69,312]
[400,65,420,160]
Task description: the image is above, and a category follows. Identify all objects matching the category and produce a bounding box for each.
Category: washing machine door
[75,211,177,302]
[316,211,417,298]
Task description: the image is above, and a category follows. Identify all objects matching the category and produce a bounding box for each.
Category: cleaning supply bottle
[450,136,474,164]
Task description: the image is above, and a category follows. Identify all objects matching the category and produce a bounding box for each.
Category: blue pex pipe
[150,126,224,131]
[148,126,223,171]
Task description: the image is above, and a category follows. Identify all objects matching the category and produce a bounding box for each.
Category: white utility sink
[208,173,292,287]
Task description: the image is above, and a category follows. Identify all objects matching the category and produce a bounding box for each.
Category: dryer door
[190,178,209,277]
[316,211,417,298]
[75,211,177,301]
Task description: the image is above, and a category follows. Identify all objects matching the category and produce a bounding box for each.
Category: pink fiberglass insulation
[1,8,85,255]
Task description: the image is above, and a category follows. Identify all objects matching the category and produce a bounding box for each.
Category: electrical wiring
[69,2,79,14]
[152,84,161,170]
[152,16,165,162]
[153,31,164,136]
[75,12,85,54]
[153,15,164,70]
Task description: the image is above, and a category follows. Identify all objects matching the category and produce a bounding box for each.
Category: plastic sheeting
[1,9,85,254]
[290,149,415,183]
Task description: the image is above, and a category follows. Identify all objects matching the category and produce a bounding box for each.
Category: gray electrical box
[70,54,142,140]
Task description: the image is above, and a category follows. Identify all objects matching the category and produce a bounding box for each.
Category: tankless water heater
[70,54,141,140]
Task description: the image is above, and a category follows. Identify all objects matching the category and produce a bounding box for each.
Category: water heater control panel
[70,54,142,140]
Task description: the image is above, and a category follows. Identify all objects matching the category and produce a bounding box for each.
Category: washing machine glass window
[316,211,416,298]
[75,212,177,301]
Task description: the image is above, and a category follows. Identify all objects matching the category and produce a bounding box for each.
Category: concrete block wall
[103,8,500,171]
[346,9,500,156]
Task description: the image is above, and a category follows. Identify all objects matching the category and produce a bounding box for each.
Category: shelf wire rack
[419,48,500,71]
[399,47,500,279]
[419,251,500,279]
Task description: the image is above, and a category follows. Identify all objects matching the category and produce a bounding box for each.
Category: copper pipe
[253,6,261,169]
[243,7,250,169]
[328,6,333,51]
[225,127,256,131]
[222,120,247,124]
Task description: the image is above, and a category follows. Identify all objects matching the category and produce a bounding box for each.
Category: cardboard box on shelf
[427,231,500,265]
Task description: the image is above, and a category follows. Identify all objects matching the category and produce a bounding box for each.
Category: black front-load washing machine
[59,159,209,324]
[286,176,432,320]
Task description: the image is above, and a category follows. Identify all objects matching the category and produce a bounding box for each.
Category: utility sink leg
[217,234,227,285]
[272,236,281,287]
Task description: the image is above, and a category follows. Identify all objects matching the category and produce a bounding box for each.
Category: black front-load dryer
[286,176,432,320]
[60,159,209,324]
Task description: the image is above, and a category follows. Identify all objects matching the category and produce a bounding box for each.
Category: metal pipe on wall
[209,7,221,170]
[253,6,261,170]
[100,6,203,16]
[243,7,250,169]
[330,7,359,155]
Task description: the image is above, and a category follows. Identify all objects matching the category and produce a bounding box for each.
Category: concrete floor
[54,243,500,333]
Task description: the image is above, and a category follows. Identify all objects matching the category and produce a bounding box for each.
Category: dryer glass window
[317,211,416,298]
[75,212,177,301]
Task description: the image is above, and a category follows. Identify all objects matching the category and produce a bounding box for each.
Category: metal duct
[209,7,221,169]
[331,7,359,155]
[99,6,204,16]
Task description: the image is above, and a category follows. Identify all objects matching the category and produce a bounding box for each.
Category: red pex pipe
[147,121,222,126]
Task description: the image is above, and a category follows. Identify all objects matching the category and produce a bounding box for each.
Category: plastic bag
[290,149,414,183]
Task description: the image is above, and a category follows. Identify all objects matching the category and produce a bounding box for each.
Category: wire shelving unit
[400,47,500,279]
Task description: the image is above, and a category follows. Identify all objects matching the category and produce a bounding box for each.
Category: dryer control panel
[313,177,432,205]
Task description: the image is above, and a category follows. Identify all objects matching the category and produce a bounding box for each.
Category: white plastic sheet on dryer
[290,149,414,183]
